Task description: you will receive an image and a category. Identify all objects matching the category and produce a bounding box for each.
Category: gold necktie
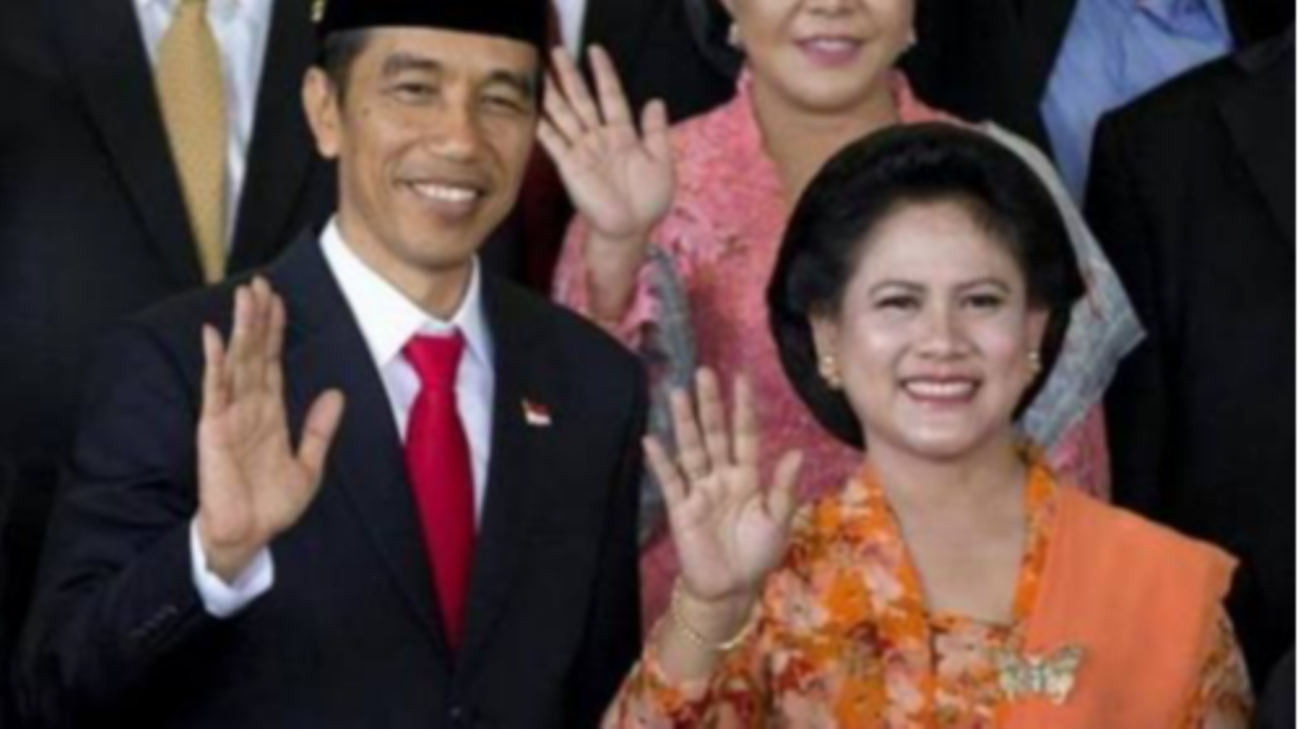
[155,0,227,283]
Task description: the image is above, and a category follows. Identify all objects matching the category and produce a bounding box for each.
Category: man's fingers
[297,389,346,479]
[264,294,288,399]
[201,324,228,422]
[231,277,275,396]
[226,286,251,389]
[228,284,267,396]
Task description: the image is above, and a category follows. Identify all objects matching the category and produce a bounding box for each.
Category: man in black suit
[1252,647,1293,727]
[0,0,332,706]
[15,1,645,726]
[1086,31,1294,684]
[904,0,1292,155]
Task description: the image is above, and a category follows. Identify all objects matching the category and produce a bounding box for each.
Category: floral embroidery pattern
[605,457,1252,727]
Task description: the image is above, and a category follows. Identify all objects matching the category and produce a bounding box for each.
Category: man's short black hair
[318,30,373,101]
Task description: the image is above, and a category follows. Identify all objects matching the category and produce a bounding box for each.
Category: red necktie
[403,331,475,649]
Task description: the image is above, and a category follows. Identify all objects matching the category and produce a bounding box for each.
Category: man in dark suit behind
[14,1,644,726]
[904,0,1292,156]
[1086,31,1295,684]
[0,0,332,709]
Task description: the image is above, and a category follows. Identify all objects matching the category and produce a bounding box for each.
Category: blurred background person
[905,0,1293,202]
[547,0,1139,627]
[1087,29,1294,685]
[606,124,1251,727]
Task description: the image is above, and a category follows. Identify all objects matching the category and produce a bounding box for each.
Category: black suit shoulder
[1106,31,1291,134]
[484,275,648,385]
[1108,59,1236,132]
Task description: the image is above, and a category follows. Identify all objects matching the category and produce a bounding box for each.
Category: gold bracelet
[667,582,755,653]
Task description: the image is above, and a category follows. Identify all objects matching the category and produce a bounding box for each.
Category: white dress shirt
[191,219,497,617]
[554,0,589,57]
[134,0,274,249]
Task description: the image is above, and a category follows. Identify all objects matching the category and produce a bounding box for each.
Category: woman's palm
[538,45,675,242]
[645,370,804,604]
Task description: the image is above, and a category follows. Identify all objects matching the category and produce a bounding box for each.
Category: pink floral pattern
[554,72,1113,632]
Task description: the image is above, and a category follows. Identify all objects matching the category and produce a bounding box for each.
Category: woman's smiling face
[813,198,1048,462]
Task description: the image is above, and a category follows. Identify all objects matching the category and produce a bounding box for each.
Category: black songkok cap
[314,0,548,54]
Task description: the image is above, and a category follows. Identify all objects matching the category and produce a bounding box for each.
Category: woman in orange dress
[603,125,1251,727]
[541,0,1140,631]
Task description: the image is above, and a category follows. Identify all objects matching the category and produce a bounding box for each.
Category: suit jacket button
[448,705,473,727]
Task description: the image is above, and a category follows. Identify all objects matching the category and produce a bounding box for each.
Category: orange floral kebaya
[604,456,1252,727]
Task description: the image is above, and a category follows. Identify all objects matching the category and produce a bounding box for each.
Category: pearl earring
[819,354,843,390]
[727,23,744,50]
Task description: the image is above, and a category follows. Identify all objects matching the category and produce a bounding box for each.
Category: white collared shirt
[319,218,496,510]
[554,0,588,57]
[192,219,497,618]
[134,0,274,249]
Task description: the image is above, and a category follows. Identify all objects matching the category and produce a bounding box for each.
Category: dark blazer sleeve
[566,369,647,727]
[1085,113,1171,515]
[15,321,218,725]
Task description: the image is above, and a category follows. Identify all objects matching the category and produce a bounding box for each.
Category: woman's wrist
[670,581,759,651]
[582,232,650,325]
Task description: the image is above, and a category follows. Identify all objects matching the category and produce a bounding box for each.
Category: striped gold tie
[155,0,227,283]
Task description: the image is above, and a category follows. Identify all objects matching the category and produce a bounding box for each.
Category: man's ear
[302,67,343,160]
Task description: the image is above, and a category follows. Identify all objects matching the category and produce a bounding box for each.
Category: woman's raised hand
[539,45,675,249]
[645,369,805,607]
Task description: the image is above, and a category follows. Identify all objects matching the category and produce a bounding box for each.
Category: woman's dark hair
[767,123,1085,450]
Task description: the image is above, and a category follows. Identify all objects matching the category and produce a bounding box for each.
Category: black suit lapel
[228,0,320,272]
[458,279,557,680]
[54,0,203,287]
[270,247,567,678]
[1219,46,1295,245]
[1020,0,1079,101]
[270,237,452,665]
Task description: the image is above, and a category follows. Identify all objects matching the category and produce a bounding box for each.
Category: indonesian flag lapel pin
[522,398,552,428]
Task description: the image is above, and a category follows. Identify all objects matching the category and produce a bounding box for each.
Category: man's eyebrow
[485,70,536,99]
[381,52,442,77]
